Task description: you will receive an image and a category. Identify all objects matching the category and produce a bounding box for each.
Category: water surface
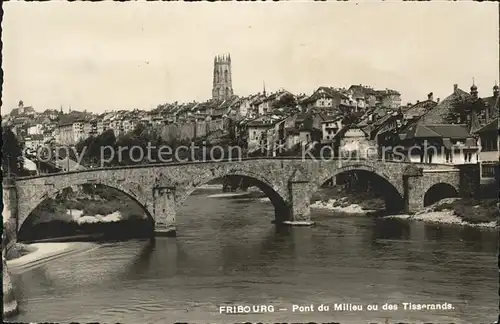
[9,188,498,323]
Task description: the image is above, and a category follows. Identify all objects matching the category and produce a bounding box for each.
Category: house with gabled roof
[246,115,285,154]
[301,86,351,113]
[321,114,343,143]
[401,93,438,122]
[376,89,402,109]
[392,84,480,165]
[475,116,499,185]
[330,125,375,159]
[419,84,471,125]
[9,100,37,118]
[398,123,478,164]
[348,84,379,108]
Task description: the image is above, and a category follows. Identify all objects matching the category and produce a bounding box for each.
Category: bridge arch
[176,170,290,222]
[423,182,459,207]
[17,181,154,235]
[313,162,405,212]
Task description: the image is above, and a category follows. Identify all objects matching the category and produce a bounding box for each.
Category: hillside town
[2,54,499,188]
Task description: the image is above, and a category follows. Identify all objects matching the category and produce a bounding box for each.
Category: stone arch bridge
[4,158,462,238]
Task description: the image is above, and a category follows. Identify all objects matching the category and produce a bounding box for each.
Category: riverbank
[19,185,151,242]
[6,242,98,274]
[311,186,385,212]
[256,186,381,215]
[26,185,147,229]
[310,198,375,214]
[385,198,499,228]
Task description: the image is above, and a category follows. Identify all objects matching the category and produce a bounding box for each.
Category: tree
[2,127,25,177]
[446,95,487,124]
[94,129,117,166]
[342,112,361,126]
[272,93,297,109]
[132,122,147,137]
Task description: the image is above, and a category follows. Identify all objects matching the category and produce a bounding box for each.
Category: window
[482,165,497,178]
[481,136,498,152]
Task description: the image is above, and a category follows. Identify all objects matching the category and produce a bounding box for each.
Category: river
[8,187,498,323]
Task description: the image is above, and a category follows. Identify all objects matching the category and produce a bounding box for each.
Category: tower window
[224,70,228,82]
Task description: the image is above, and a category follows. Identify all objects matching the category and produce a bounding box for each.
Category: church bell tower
[212,53,233,100]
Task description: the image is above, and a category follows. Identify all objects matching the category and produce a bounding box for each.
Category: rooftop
[401,123,471,140]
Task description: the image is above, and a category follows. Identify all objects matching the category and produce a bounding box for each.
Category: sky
[2,1,499,114]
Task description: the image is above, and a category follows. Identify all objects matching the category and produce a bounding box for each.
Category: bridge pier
[3,255,18,318]
[152,186,177,237]
[282,179,314,226]
[403,165,424,214]
[3,179,18,236]
[404,176,425,213]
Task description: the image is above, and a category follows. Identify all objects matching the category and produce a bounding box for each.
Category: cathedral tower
[212,53,233,100]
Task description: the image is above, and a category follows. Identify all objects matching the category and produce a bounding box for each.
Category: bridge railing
[15,156,460,181]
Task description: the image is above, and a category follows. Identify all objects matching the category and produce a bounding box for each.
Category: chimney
[453,84,458,91]
[427,92,434,101]
[437,98,440,103]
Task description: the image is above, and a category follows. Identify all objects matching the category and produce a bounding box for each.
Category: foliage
[272,93,297,109]
[342,111,363,126]
[433,198,498,224]
[446,95,487,124]
[2,127,25,176]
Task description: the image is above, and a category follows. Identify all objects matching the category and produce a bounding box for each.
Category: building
[336,126,375,159]
[281,112,323,150]
[73,120,86,143]
[401,93,438,122]
[96,118,107,135]
[321,116,343,142]
[9,100,37,118]
[376,89,402,109]
[419,84,470,124]
[348,85,378,108]
[390,83,492,165]
[27,123,43,135]
[301,86,350,112]
[42,130,54,144]
[122,118,138,134]
[398,123,478,164]
[55,122,75,145]
[23,134,44,152]
[246,115,283,153]
[476,117,499,185]
[212,54,233,100]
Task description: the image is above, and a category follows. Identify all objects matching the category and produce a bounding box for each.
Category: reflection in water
[8,190,498,324]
